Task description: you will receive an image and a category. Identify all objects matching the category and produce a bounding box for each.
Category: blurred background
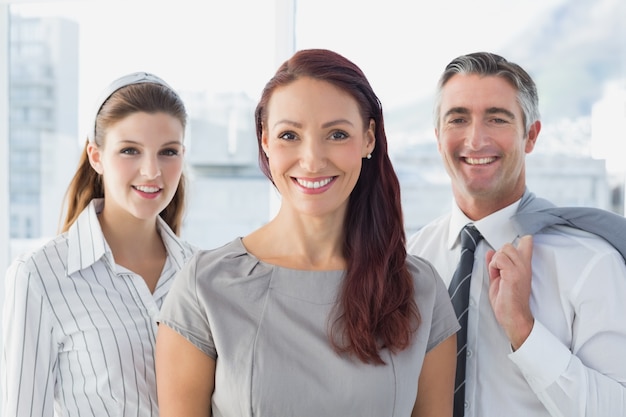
[0,2,625,401]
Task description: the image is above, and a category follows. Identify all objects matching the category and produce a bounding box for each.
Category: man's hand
[486,235,535,350]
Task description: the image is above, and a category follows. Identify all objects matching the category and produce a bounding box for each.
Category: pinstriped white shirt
[2,199,196,417]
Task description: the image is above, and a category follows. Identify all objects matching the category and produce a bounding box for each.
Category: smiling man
[407,52,626,417]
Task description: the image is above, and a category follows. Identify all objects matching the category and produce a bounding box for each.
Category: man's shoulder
[407,213,451,251]
[535,224,619,252]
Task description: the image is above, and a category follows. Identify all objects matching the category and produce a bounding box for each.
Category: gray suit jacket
[511,189,626,262]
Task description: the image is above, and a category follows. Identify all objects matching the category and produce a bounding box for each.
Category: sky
[9,0,568,137]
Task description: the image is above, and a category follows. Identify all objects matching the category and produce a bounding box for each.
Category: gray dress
[159,238,459,417]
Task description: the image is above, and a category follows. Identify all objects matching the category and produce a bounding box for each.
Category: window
[1,0,625,414]
[1,0,625,271]
[3,0,283,258]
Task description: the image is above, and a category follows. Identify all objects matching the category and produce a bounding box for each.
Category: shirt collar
[67,198,110,275]
[448,198,523,250]
[66,198,194,276]
[157,215,195,271]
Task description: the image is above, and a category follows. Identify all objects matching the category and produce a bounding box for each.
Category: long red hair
[255,49,420,364]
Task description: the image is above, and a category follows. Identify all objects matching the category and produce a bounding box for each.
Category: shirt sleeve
[424,262,461,352]
[508,249,626,416]
[158,252,216,359]
[2,257,57,417]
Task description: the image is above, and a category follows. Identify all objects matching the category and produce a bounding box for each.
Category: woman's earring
[366,153,372,159]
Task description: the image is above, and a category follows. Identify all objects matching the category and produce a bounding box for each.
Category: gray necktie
[449,224,483,417]
[511,197,626,263]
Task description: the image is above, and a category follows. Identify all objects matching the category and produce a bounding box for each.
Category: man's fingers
[517,235,533,265]
[486,249,499,280]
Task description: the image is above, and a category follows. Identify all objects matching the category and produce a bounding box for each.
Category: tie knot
[460,225,483,251]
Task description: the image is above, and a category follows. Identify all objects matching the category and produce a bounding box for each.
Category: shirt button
[464,401,469,409]
[466,349,473,358]
[469,298,476,306]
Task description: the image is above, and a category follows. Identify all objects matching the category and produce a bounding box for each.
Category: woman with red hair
[156,49,459,417]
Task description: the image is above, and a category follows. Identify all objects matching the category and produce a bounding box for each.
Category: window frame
[1,3,10,276]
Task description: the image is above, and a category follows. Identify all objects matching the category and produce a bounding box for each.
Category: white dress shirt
[2,199,196,417]
[407,197,626,417]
